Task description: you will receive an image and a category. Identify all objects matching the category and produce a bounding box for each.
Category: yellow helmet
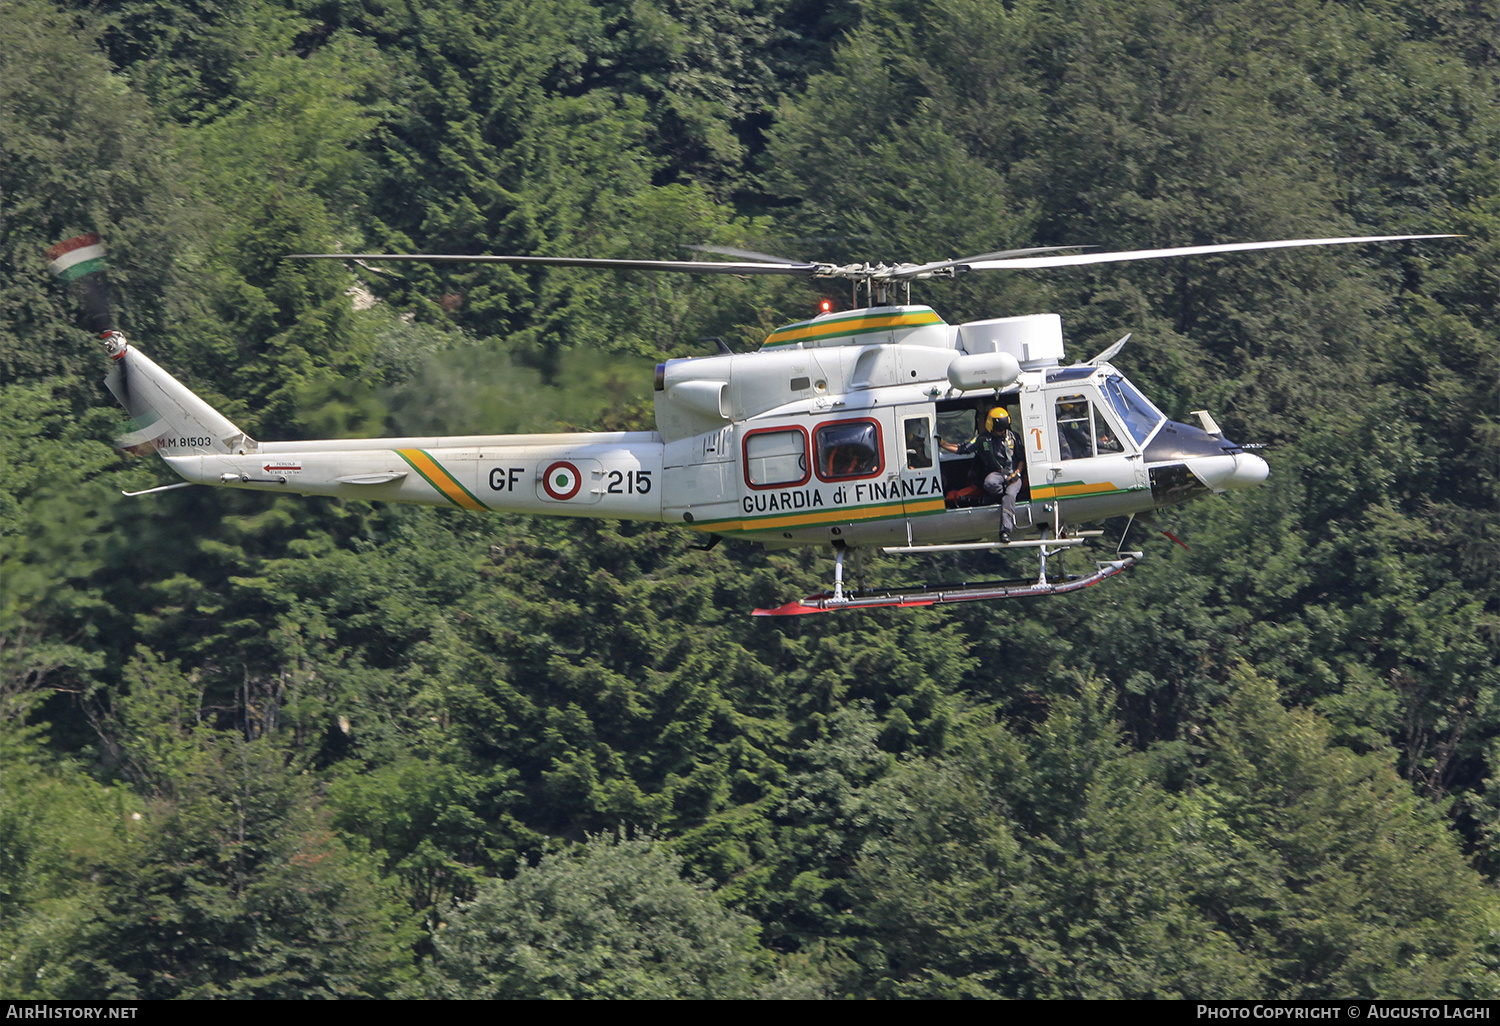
[985,406,1011,432]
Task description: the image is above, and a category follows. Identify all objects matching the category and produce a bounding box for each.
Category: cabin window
[1056,395,1123,459]
[744,428,810,488]
[815,419,883,480]
[936,408,979,452]
[903,417,934,469]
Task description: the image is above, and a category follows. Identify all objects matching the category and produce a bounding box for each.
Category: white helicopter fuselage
[71,230,1448,611]
[133,304,1267,551]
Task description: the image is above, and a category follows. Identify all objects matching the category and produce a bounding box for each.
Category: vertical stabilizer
[102,336,253,456]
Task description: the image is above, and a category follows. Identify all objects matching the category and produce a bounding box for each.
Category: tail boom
[101,332,665,520]
[164,433,666,520]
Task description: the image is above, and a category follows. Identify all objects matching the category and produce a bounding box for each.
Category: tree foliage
[427,833,814,998]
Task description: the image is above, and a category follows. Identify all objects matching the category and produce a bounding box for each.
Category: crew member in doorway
[956,406,1023,543]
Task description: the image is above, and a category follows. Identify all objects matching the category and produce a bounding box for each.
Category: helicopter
[48,231,1454,614]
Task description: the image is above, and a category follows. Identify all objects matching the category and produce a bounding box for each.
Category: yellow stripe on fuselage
[396,449,490,511]
[763,309,944,347]
[1030,480,1140,501]
[692,497,945,535]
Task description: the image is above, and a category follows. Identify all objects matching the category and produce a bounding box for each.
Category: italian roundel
[541,460,582,501]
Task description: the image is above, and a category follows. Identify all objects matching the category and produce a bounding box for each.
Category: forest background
[1,0,1497,1000]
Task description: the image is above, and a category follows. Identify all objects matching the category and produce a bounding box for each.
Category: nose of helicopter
[1188,452,1269,492]
[1225,451,1270,489]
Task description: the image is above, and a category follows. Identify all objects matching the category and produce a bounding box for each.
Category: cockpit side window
[1056,394,1125,459]
[1056,395,1092,459]
[1094,407,1122,454]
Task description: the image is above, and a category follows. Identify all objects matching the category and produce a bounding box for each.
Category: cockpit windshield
[1102,374,1164,445]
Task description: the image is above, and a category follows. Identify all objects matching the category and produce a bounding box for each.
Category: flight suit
[960,428,1023,540]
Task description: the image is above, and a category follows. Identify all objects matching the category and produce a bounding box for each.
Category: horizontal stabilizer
[335,472,409,485]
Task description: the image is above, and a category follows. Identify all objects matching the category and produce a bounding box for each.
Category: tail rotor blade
[46,233,115,334]
[48,234,141,431]
[76,271,114,335]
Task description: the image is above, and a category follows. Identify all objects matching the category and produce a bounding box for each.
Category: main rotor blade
[687,244,808,265]
[286,253,819,276]
[963,234,1460,271]
[901,245,1091,277]
[287,234,1458,283]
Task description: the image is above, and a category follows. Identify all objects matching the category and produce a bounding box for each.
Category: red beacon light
[818,297,833,314]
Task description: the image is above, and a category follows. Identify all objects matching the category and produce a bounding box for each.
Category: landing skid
[752,553,1141,616]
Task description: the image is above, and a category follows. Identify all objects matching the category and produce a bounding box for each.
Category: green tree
[844,683,1264,999]
[0,717,140,998]
[56,736,418,999]
[426,833,814,998]
[1199,669,1500,998]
